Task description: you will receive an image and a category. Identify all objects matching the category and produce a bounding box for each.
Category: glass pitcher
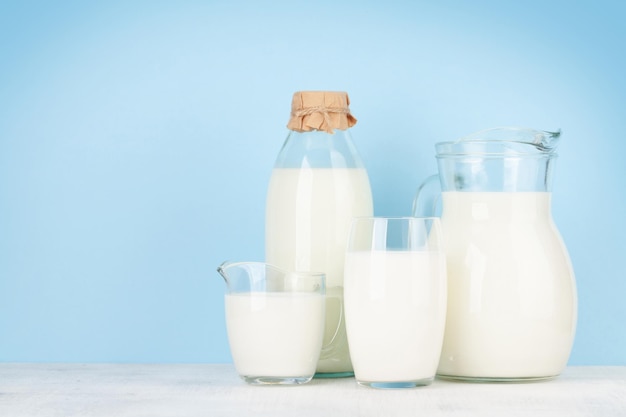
[413,127,577,382]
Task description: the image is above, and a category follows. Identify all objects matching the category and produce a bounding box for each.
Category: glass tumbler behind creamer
[265,91,373,377]
[414,127,577,382]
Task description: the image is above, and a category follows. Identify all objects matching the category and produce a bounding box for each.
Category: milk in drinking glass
[344,217,447,389]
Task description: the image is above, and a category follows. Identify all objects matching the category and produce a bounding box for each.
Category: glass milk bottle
[265,91,373,377]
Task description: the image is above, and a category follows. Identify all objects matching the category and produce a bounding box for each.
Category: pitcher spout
[534,129,561,152]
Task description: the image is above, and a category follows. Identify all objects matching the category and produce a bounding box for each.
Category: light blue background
[1,0,624,364]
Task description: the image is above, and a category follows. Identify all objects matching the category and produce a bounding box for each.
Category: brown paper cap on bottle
[287,91,357,134]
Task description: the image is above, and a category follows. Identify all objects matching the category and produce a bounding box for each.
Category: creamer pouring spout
[217,261,311,293]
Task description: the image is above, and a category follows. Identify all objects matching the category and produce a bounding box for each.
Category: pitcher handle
[412,174,442,217]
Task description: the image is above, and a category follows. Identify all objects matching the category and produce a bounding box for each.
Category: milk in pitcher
[437,191,577,380]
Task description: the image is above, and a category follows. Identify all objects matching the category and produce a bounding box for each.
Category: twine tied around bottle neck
[291,106,351,133]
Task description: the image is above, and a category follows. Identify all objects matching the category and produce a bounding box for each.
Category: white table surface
[0,364,624,417]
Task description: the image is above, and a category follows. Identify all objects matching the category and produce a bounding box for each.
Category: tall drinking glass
[344,217,447,388]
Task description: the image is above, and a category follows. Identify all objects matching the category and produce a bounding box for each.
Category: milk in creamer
[225,292,325,377]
